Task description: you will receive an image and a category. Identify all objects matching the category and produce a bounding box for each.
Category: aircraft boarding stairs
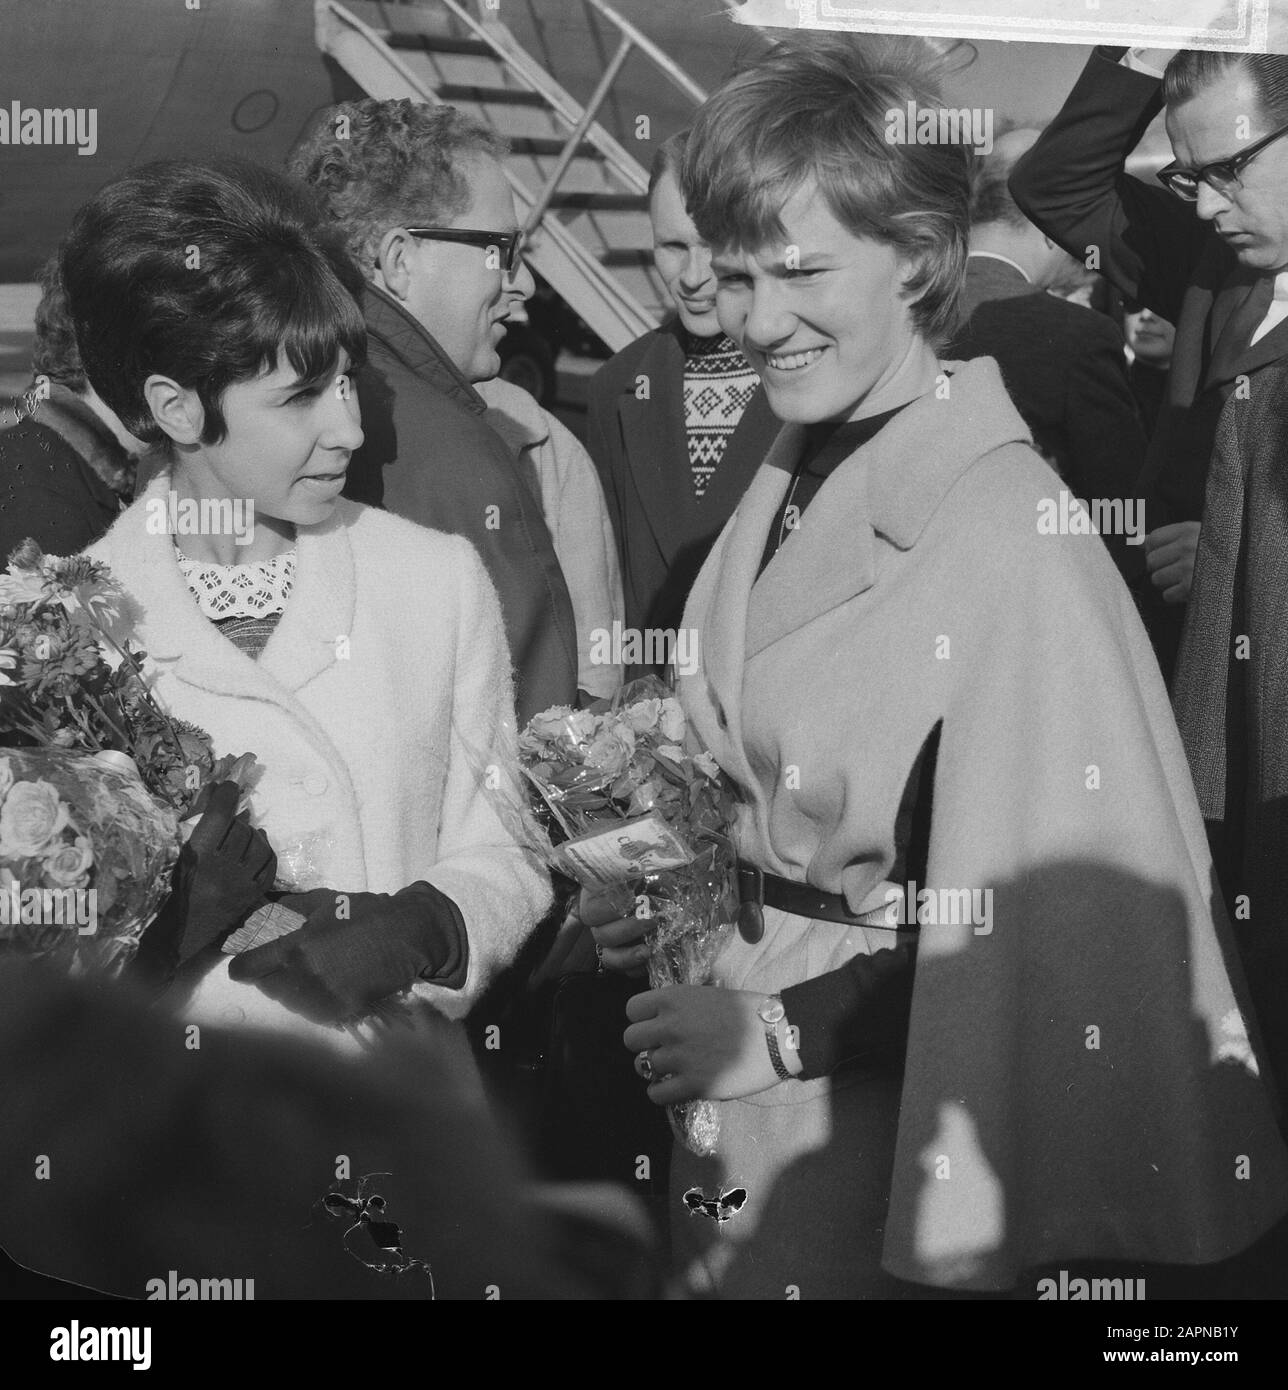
[314,0,714,358]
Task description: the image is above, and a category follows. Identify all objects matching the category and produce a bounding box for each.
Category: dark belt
[735,860,907,943]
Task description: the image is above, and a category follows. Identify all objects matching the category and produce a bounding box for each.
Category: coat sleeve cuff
[779,943,917,1080]
[403,881,470,991]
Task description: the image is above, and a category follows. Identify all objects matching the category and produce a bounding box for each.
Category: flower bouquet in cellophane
[0,543,257,976]
[0,747,177,974]
[512,675,741,1156]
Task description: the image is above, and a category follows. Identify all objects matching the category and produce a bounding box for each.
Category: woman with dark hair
[586,38,1288,1298]
[61,158,551,1048]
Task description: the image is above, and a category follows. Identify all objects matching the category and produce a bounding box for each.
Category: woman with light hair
[586,38,1288,1298]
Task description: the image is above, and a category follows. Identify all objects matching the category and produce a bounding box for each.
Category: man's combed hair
[1163,51,1288,125]
[968,124,1034,228]
[647,129,689,198]
[680,35,974,348]
[60,158,366,446]
[289,99,508,272]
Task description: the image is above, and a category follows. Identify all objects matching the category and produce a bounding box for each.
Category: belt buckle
[735,861,765,944]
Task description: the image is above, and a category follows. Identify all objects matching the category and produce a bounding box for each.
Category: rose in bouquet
[0,543,257,974]
[0,748,178,974]
[512,676,741,1155]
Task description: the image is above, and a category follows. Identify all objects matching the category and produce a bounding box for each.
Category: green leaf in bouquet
[95,871,119,916]
[650,748,694,785]
[519,765,580,839]
[610,770,641,803]
[687,778,716,818]
[557,785,617,815]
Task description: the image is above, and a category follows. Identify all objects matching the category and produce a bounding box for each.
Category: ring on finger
[634,1049,653,1082]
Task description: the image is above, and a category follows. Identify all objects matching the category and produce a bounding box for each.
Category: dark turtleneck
[758,404,908,578]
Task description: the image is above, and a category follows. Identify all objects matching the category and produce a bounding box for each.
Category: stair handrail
[378,0,652,192]
[520,30,634,238]
[507,0,709,107]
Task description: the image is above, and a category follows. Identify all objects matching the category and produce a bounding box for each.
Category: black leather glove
[132,782,277,990]
[226,881,468,1024]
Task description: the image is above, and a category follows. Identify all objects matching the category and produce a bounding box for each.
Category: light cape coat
[674,356,1288,1296]
[87,472,552,1049]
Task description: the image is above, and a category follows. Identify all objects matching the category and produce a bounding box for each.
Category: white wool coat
[674,357,1288,1295]
[87,472,552,1047]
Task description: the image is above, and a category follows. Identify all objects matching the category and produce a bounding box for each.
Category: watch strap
[763,995,794,1081]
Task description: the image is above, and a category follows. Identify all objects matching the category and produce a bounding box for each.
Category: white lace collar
[175,545,297,621]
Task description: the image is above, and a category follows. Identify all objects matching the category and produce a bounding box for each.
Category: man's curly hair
[289,99,509,273]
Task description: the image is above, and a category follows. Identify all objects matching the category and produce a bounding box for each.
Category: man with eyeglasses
[291,99,623,721]
[1014,45,1288,1115]
[1012,45,1288,680]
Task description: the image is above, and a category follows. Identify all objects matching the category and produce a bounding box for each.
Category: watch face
[760,997,785,1024]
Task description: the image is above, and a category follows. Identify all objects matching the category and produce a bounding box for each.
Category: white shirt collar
[967,250,1032,284]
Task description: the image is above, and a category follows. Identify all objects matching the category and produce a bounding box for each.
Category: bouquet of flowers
[0,543,255,973]
[513,675,741,1155]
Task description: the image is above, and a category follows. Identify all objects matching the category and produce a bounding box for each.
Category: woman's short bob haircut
[681,36,974,350]
[60,157,367,447]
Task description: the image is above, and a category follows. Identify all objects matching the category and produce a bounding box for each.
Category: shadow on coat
[670,859,1288,1300]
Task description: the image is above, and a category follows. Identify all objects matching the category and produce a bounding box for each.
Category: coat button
[302,773,328,795]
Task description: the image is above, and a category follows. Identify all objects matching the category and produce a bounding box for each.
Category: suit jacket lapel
[698,385,780,525]
[1205,273,1278,389]
[616,327,691,566]
[1231,312,1288,380]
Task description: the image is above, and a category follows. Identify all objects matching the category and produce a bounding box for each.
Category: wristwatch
[759,994,794,1081]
